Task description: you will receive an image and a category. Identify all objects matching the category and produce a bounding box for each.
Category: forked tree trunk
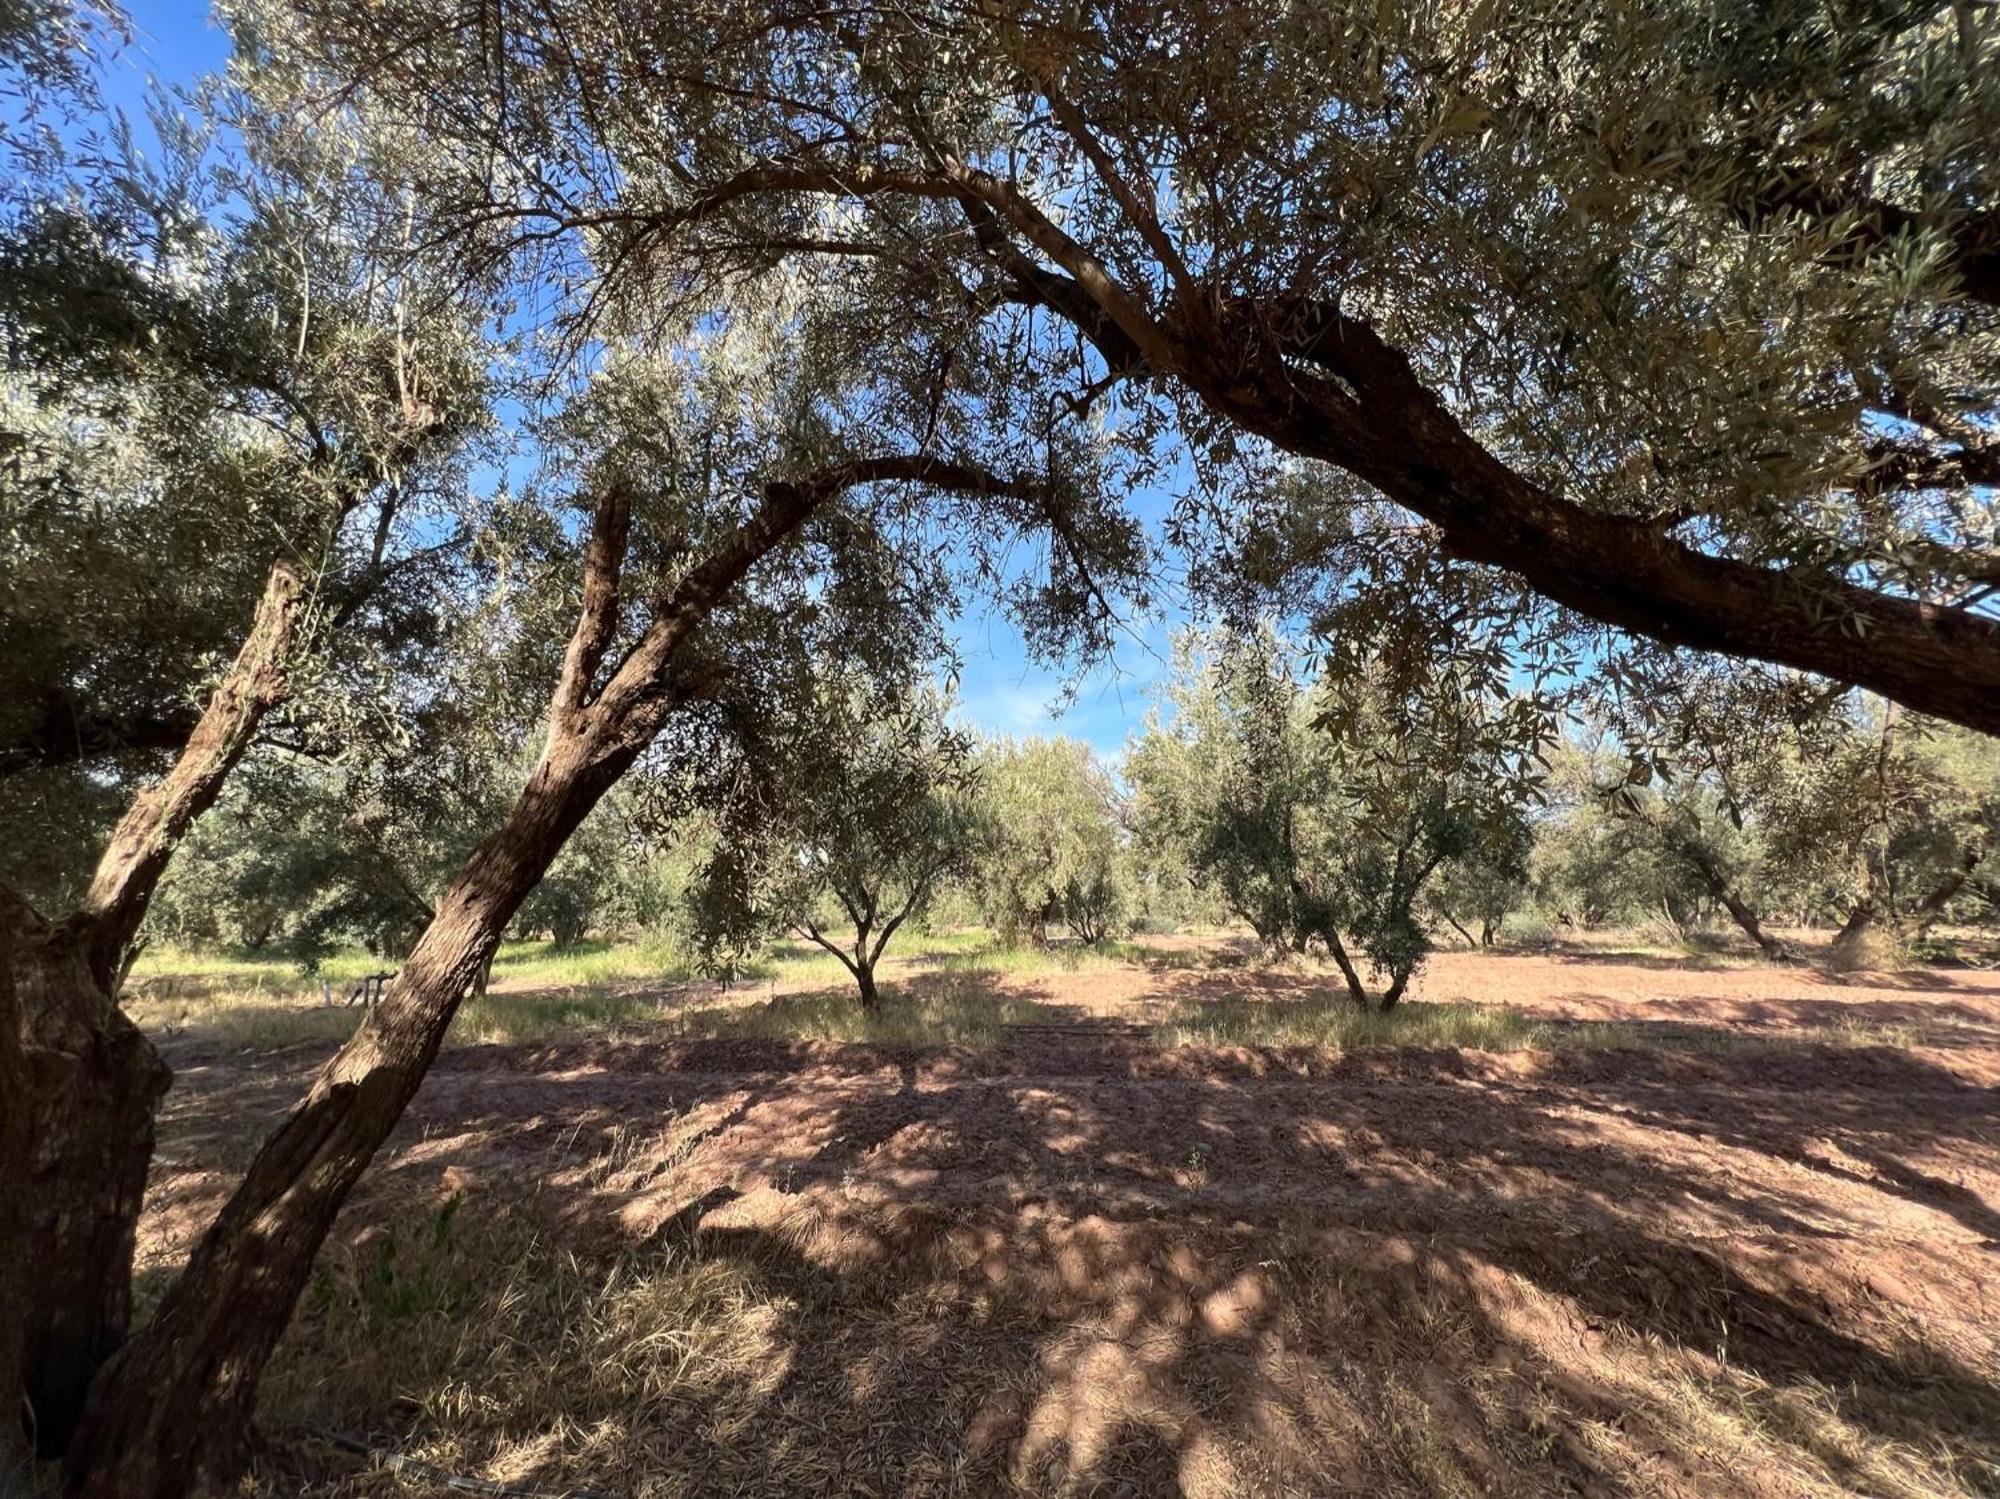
[4,559,302,1457]
[63,732,636,1495]
[855,962,881,1011]
[63,452,1032,1499]
[1834,900,1881,948]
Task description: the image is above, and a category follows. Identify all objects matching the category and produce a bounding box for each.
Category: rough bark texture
[69,560,306,987]
[6,893,170,1457]
[64,733,634,1495]
[1202,302,2000,736]
[855,963,882,1011]
[4,558,304,1457]
[0,902,31,1483]
[65,455,1037,1499]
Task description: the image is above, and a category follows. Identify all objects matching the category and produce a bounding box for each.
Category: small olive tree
[1130,626,1553,1007]
[969,736,1129,946]
[693,688,975,1009]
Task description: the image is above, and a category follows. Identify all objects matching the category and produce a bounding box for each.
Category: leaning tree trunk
[1712,885,1796,964]
[5,559,301,1457]
[1907,835,1989,938]
[1323,929,1371,1008]
[62,449,1018,1499]
[63,740,623,1496]
[1677,842,1796,964]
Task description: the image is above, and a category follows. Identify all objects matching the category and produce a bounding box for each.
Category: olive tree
[690,687,975,1009]
[1131,625,1552,1007]
[0,58,488,1453]
[970,737,1129,946]
[55,214,1150,1499]
[251,0,2000,732]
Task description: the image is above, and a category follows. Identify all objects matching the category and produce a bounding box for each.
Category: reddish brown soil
[142,943,2000,1498]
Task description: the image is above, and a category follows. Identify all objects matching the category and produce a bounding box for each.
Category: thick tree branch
[71,559,307,990]
[552,481,634,719]
[1224,296,2000,734]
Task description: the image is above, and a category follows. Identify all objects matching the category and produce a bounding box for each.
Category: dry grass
[1154,997,1552,1051]
[243,1194,1995,1499]
[682,973,1044,1047]
[129,927,1994,1497]
[1154,997,1924,1057]
[257,1195,803,1498]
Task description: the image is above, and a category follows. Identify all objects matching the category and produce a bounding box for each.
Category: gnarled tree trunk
[63,454,1037,1499]
[7,895,170,1457]
[4,558,303,1457]
[64,738,633,1494]
[0,906,31,1485]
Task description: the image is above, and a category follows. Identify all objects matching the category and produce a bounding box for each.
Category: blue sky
[99,0,1187,762]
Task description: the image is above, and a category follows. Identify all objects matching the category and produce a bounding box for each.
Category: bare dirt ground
[140,938,2000,1498]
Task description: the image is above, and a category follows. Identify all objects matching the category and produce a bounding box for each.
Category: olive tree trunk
[0,909,31,1486]
[1674,838,1796,964]
[3,558,303,1456]
[63,454,1034,1499]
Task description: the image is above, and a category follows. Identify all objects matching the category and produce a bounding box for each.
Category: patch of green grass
[687,975,1040,1047]
[130,944,387,991]
[930,939,1127,978]
[489,937,713,989]
[1156,998,1924,1057]
[449,989,676,1045]
[1156,998,1555,1051]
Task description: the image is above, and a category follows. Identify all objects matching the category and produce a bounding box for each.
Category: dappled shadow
[134,962,2000,1497]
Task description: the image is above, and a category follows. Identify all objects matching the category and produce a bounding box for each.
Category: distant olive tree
[1130,626,1553,1007]
[692,687,975,1009]
[969,737,1129,946]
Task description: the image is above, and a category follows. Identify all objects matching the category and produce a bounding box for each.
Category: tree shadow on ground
[151,985,1999,1499]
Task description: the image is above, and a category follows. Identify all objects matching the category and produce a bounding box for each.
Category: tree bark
[6,894,170,1457]
[69,560,308,988]
[1674,837,1796,963]
[1214,302,2000,737]
[1438,909,1478,948]
[1379,966,1412,1010]
[1323,929,1370,1008]
[0,898,31,1482]
[1908,836,1989,937]
[854,962,881,1011]
[4,557,303,1456]
[63,725,640,1495]
[1712,884,1795,963]
[62,453,1042,1499]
